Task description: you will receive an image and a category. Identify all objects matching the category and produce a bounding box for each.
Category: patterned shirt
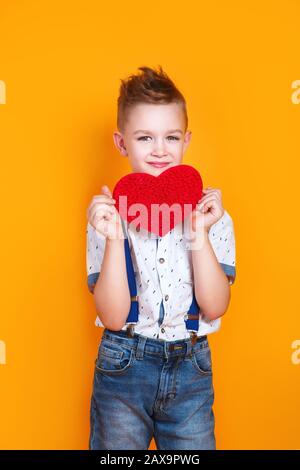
[86,209,236,341]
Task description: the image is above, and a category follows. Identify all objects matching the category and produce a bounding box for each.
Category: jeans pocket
[191,344,213,376]
[95,339,135,375]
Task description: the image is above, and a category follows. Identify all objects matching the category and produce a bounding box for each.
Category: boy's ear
[184,129,192,141]
[183,130,192,152]
[113,131,128,156]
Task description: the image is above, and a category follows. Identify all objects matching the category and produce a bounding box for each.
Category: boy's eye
[137,136,180,141]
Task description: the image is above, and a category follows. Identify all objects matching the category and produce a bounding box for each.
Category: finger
[89,205,115,223]
[101,185,113,198]
[197,195,218,211]
[92,205,115,220]
[199,191,221,203]
[105,212,117,223]
[93,194,116,203]
[103,212,113,221]
[203,188,215,194]
[104,212,112,220]
[197,193,218,204]
[198,194,218,203]
[91,210,113,228]
[88,202,115,220]
[203,187,220,195]
[203,188,221,198]
[87,198,116,219]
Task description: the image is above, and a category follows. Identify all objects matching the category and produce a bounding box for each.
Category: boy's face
[113,102,192,176]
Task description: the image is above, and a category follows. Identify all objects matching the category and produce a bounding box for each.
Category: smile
[148,162,170,168]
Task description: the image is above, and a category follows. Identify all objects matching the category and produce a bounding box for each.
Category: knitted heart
[112,164,203,237]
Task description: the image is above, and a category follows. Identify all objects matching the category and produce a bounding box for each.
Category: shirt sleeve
[208,209,236,285]
[86,222,107,294]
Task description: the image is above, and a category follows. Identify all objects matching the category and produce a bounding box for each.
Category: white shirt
[86,209,236,341]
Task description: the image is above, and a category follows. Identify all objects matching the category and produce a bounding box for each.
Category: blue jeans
[89,328,216,450]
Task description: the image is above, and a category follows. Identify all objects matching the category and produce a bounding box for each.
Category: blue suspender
[123,234,201,344]
[124,236,139,324]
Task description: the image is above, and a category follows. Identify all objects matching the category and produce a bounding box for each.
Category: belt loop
[186,339,192,357]
[189,330,198,346]
[126,324,135,338]
[135,334,147,360]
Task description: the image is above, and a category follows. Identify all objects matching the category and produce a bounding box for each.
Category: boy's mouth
[148,162,170,168]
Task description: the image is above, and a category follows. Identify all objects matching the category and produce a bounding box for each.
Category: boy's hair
[117,65,188,133]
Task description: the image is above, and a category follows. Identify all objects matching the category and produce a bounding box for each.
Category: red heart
[112,164,203,237]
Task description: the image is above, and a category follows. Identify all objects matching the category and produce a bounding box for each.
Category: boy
[86,65,236,450]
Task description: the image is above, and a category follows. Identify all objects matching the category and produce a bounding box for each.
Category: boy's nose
[152,149,168,156]
[152,139,168,155]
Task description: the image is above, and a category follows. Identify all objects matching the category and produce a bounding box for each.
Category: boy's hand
[86,185,125,240]
[189,187,225,237]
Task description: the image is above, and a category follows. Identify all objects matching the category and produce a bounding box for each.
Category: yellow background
[0,0,299,450]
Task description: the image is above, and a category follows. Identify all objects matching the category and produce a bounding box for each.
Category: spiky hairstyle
[117,65,188,133]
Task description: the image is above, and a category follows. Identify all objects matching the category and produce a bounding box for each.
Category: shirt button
[161,327,165,333]
[159,258,165,263]
[165,295,169,301]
